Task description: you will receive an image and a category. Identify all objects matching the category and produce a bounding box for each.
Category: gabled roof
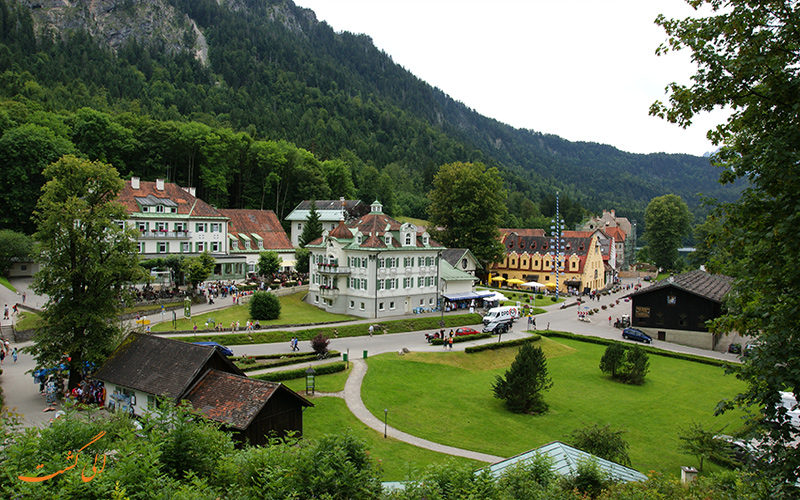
[218,209,293,251]
[94,334,243,400]
[441,248,478,268]
[500,228,546,238]
[605,226,626,242]
[629,269,733,303]
[184,370,313,430]
[440,260,478,282]
[486,441,647,483]
[328,220,353,239]
[285,199,361,221]
[503,233,594,255]
[119,180,224,218]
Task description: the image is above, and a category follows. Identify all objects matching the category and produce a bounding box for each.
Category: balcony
[319,287,339,296]
[139,230,193,239]
[316,265,351,275]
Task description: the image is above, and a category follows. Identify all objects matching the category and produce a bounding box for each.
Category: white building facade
[305,202,445,318]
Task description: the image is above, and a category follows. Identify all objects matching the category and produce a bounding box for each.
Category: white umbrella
[521,281,546,289]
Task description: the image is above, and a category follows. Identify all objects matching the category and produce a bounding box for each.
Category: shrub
[568,424,631,466]
[310,333,330,355]
[550,296,557,302]
[536,294,544,300]
[599,342,650,385]
[249,291,281,320]
[465,335,541,353]
[251,362,347,382]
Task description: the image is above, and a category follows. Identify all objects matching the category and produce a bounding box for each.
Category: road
[0,277,742,429]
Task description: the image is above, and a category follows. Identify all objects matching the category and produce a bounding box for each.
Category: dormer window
[357,235,363,244]
[405,234,411,245]
[156,205,164,213]
[520,242,526,249]
[423,236,429,245]
[385,235,392,245]
[531,241,537,249]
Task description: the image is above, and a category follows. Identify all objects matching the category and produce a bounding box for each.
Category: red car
[454,327,481,336]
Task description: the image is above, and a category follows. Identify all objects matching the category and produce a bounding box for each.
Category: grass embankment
[152,293,356,332]
[359,336,746,477]
[279,366,481,480]
[172,313,485,346]
[0,276,16,292]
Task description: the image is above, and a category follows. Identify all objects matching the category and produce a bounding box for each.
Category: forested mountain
[0,0,739,235]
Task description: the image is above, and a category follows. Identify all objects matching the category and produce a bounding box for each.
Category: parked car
[742,341,761,358]
[728,343,742,354]
[621,328,652,344]
[192,341,234,357]
[482,321,510,334]
[454,327,481,336]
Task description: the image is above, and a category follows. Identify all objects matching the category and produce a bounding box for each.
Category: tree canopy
[30,155,143,388]
[299,202,323,248]
[427,162,507,264]
[643,194,692,271]
[257,250,282,277]
[653,0,800,490]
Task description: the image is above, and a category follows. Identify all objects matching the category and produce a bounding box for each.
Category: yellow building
[490,232,606,293]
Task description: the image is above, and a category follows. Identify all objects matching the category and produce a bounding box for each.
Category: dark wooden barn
[627,270,732,346]
[94,334,312,445]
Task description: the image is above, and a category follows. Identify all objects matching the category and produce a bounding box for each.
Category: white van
[482,306,520,325]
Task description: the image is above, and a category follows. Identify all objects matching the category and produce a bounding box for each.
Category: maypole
[549,193,565,300]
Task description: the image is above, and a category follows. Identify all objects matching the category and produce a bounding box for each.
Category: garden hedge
[539,330,730,367]
[234,351,340,372]
[464,334,542,353]
[250,361,347,382]
[430,331,493,345]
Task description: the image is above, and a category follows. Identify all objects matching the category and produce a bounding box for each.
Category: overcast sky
[292,0,726,156]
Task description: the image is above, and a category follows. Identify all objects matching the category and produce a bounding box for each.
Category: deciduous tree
[0,229,32,275]
[428,162,507,264]
[182,251,215,291]
[568,424,631,466]
[643,194,692,271]
[652,1,800,489]
[257,250,282,277]
[31,155,143,389]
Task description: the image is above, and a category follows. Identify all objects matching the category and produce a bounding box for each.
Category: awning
[442,291,496,301]
[521,281,546,289]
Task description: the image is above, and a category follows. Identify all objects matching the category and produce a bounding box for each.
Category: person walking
[3,304,8,320]
[368,325,374,338]
[11,347,17,363]
[448,336,454,350]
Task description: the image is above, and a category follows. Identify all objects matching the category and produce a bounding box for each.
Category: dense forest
[0,0,740,235]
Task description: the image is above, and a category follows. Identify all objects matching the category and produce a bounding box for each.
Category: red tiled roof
[605,226,626,242]
[329,220,353,239]
[349,212,402,235]
[118,180,223,218]
[185,370,281,430]
[218,209,293,250]
[562,230,594,238]
[499,228,546,237]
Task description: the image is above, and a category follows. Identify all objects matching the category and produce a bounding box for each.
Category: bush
[599,342,650,385]
[568,424,631,466]
[310,333,330,355]
[251,362,347,382]
[550,297,557,302]
[249,291,281,320]
[465,335,541,353]
[536,294,543,300]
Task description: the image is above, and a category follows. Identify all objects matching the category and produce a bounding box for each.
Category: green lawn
[151,293,356,332]
[302,397,481,481]
[359,337,746,477]
[0,276,16,292]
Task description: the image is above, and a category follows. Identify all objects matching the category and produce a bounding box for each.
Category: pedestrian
[368,325,374,338]
[3,304,7,320]
[12,304,18,315]
[208,293,215,305]
[236,320,240,331]
[532,317,536,330]
[0,349,4,365]
[448,336,454,350]
[11,347,17,363]
[608,315,612,325]
[193,324,198,333]
[22,292,26,303]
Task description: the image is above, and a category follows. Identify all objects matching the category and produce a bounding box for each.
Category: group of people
[69,378,106,406]
[290,337,300,351]
[0,339,16,365]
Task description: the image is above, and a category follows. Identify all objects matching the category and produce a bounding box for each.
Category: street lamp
[384,408,388,438]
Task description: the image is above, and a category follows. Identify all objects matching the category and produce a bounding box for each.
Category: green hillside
[0,0,740,234]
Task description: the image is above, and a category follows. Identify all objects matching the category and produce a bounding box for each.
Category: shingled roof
[218,208,293,251]
[629,269,733,303]
[185,370,313,430]
[118,180,224,218]
[93,334,243,400]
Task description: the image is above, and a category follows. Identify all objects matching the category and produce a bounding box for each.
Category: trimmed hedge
[464,334,542,353]
[171,313,485,347]
[539,330,730,367]
[250,361,347,382]
[431,331,493,345]
[234,351,340,372]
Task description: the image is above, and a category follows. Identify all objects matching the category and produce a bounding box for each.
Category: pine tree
[493,342,553,414]
[299,201,322,248]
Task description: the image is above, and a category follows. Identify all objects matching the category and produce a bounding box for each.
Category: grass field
[302,397,481,480]
[151,293,356,332]
[358,336,746,477]
[0,276,16,292]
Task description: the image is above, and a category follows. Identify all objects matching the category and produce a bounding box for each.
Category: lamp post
[384,408,388,438]
[305,367,316,396]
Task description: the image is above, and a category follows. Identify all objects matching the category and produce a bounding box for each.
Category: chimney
[131,177,140,189]
[156,179,165,191]
[182,186,197,197]
[611,209,616,218]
